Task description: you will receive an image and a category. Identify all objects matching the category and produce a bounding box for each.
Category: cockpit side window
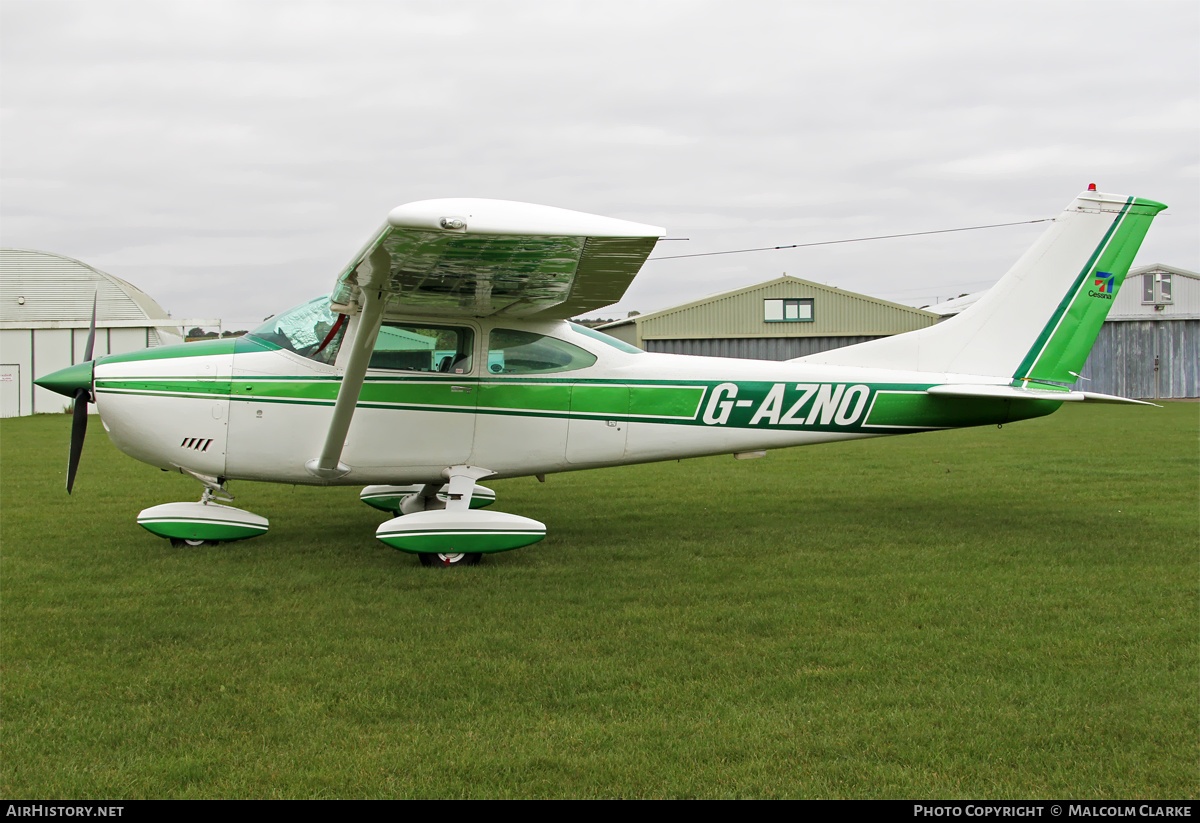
[487,329,598,375]
[370,323,474,374]
[248,295,346,365]
[568,321,643,354]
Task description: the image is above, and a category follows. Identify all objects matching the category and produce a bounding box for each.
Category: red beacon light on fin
[1088,183,1097,191]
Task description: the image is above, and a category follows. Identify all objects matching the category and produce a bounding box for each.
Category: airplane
[35,186,1166,566]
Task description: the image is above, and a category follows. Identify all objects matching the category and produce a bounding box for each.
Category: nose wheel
[418,552,482,567]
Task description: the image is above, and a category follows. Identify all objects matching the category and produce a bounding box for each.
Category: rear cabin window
[370,324,474,373]
[487,329,597,375]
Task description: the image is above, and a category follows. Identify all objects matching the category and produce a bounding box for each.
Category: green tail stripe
[1012,197,1131,381]
[1013,196,1166,385]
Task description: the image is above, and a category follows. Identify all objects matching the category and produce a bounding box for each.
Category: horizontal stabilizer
[926,384,1157,406]
[1077,391,1160,406]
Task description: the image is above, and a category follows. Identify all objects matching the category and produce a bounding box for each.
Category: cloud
[1,0,1196,322]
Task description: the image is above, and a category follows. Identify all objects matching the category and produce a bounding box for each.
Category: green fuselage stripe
[96,376,1063,434]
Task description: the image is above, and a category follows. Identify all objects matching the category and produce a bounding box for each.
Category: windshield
[248,295,346,365]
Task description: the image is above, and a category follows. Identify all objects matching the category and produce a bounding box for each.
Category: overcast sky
[3,0,1197,329]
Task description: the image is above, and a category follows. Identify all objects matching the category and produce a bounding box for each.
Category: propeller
[66,293,97,494]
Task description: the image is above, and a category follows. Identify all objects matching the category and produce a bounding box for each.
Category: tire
[418,552,483,567]
[169,538,220,548]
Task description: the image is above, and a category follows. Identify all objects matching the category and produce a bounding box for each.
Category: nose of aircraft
[34,360,95,398]
[34,359,97,494]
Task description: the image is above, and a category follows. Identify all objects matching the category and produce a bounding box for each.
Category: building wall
[1,249,187,417]
[639,279,937,340]
[0,330,35,416]
[1075,268,1198,399]
[1073,319,1200,399]
[0,323,159,417]
[602,322,639,348]
[1108,266,1200,320]
[646,335,883,360]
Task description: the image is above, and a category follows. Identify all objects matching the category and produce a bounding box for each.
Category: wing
[330,199,664,319]
[307,198,664,479]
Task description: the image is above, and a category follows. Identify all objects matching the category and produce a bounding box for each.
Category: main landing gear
[170,537,217,549]
[418,552,483,567]
[363,466,547,568]
[136,467,545,569]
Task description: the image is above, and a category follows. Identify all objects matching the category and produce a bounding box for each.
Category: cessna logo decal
[1088,271,1115,300]
[702,383,871,427]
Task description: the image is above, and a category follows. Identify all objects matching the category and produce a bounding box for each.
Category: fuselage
[91,310,1060,486]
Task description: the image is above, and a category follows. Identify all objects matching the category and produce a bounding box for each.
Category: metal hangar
[597,275,939,360]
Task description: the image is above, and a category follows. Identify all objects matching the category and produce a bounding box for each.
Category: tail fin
[797,189,1167,382]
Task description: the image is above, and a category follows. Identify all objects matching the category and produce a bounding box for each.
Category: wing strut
[305,284,388,480]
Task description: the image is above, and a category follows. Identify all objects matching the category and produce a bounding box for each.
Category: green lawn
[2,404,1196,798]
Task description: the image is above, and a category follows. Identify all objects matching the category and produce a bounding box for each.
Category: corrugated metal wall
[1,249,149,322]
[1073,319,1199,399]
[1,326,155,416]
[646,336,882,360]
[603,323,639,348]
[648,283,936,340]
[596,277,940,350]
[1107,266,1200,321]
[1,249,181,416]
[638,278,937,340]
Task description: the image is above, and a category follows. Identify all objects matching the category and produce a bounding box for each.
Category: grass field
[1,404,1196,799]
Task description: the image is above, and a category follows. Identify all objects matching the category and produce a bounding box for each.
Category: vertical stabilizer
[796,189,1167,382]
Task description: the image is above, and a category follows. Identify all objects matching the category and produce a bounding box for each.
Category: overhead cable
[647,218,1054,261]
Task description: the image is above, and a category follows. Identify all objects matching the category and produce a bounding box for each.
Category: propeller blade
[83,291,97,362]
[66,388,89,494]
[66,291,98,493]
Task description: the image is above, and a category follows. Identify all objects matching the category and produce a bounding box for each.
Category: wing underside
[330,199,663,319]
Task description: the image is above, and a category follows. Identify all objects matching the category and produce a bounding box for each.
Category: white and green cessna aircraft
[36,186,1165,566]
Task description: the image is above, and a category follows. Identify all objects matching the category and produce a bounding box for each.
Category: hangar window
[1142,272,1173,305]
[487,329,597,374]
[764,298,814,323]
